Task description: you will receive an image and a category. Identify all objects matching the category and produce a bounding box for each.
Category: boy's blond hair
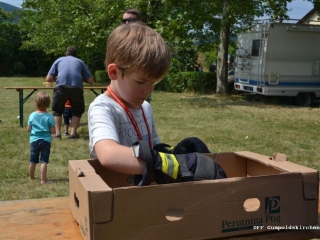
[35,91,51,109]
[105,23,171,81]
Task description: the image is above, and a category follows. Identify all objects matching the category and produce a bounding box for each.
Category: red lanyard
[107,86,152,148]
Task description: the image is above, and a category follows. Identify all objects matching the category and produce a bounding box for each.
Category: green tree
[20,0,125,72]
[19,0,320,90]
[20,0,199,73]
[0,7,53,76]
[0,8,20,75]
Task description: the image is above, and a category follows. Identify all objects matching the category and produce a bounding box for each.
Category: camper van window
[251,39,261,57]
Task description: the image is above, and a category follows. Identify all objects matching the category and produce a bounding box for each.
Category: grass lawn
[1,77,319,201]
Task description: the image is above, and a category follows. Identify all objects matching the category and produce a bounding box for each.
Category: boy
[88,23,225,186]
[27,91,56,184]
[63,100,72,136]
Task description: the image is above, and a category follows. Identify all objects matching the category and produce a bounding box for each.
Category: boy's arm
[94,139,146,175]
[27,125,31,133]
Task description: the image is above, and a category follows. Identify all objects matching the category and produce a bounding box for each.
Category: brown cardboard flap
[301,172,319,200]
[69,159,97,176]
[69,160,114,224]
[272,153,287,162]
[214,152,248,178]
[235,151,317,173]
[90,190,113,223]
[235,151,273,165]
[235,151,319,200]
[247,160,284,177]
[88,159,131,188]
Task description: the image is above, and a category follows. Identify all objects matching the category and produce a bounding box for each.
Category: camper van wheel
[295,93,314,107]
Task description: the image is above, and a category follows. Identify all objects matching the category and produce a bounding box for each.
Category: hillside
[0,1,21,12]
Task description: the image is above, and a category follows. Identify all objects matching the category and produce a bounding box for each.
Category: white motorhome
[234,22,320,106]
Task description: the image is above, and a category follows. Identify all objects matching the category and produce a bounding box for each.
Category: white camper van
[234,22,320,106]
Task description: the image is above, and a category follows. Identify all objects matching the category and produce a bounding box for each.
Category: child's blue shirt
[27,112,56,143]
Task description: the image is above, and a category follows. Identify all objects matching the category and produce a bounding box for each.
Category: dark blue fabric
[63,107,73,125]
[216,163,227,179]
[173,137,210,154]
[30,139,51,164]
[153,137,210,154]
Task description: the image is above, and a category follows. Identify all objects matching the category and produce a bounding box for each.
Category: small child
[63,100,73,135]
[27,91,56,184]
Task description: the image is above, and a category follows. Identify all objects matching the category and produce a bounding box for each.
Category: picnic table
[5,86,107,127]
[0,193,319,240]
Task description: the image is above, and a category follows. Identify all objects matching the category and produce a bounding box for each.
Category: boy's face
[116,69,155,109]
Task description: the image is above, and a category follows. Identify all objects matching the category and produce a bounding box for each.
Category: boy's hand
[153,143,174,153]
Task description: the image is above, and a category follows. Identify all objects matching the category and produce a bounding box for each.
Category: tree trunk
[216,0,231,94]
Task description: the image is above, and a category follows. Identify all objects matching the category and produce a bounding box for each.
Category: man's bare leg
[70,116,80,136]
[54,116,62,137]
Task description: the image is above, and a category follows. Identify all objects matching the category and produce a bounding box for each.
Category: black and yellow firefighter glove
[132,141,227,186]
[152,143,174,153]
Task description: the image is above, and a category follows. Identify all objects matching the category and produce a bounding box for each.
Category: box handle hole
[243,198,260,212]
[77,168,85,177]
[166,207,184,221]
[74,193,80,208]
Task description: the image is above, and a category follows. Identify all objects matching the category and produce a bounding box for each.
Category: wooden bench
[5,86,107,127]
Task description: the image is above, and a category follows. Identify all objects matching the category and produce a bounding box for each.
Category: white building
[297,8,320,25]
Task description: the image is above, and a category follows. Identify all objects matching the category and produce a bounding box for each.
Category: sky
[1,0,22,8]
[0,0,315,20]
[287,0,314,20]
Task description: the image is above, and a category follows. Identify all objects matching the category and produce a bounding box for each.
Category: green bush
[11,61,26,75]
[94,70,110,83]
[93,69,216,93]
[155,72,216,94]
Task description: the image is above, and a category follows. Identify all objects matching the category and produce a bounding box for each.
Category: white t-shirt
[88,94,160,158]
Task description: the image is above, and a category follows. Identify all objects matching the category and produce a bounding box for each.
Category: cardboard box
[69,151,319,240]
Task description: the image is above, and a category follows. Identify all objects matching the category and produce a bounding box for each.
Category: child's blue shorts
[30,139,51,164]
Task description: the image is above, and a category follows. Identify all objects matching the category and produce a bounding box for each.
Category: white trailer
[234,22,320,106]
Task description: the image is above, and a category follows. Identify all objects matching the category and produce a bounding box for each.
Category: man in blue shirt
[46,46,94,139]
